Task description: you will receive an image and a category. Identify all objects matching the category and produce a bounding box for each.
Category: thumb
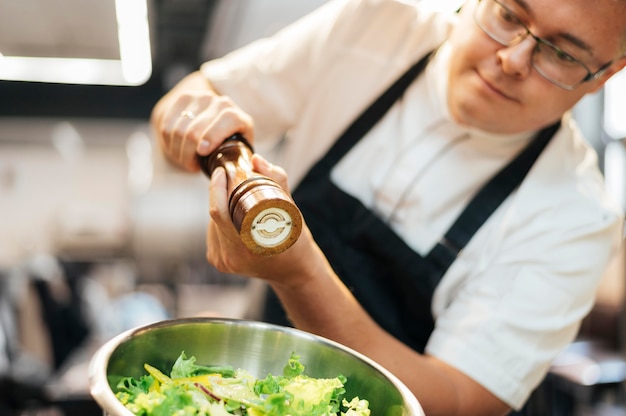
[208,167,232,225]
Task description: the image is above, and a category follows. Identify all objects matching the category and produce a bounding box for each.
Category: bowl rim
[88,317,424,416]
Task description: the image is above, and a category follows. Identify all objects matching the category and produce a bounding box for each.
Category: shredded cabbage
[115,352,371,416]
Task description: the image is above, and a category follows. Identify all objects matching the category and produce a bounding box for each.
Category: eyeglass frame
[473,0,618,90]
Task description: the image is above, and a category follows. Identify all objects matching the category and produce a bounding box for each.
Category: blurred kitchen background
[0,0,624,415]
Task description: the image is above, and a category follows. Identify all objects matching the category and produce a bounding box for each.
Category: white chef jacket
[200,0,624,409]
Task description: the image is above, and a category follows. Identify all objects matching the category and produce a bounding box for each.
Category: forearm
[269,263,510,416]
[206,156,510,415]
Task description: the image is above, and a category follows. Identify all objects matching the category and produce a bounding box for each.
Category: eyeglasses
[473,0,615,90]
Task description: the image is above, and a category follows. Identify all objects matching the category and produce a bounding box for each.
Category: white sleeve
[200,0,449,149]
[426,125,624,409]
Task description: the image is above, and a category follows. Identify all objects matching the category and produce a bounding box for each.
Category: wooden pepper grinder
[197,134,302,256]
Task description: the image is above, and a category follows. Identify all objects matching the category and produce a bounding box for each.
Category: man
[150,0,626,414]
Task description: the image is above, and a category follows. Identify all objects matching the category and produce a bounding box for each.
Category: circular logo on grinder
[250,207,293,247]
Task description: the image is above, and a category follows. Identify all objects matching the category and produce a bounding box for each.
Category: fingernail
[197,140,210,154]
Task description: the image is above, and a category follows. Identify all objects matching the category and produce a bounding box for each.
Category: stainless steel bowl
[89,317,424,416]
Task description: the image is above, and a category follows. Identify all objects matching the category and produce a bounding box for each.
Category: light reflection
[0,0,151,86]
[116,0,152,85]
[604,69,626,140]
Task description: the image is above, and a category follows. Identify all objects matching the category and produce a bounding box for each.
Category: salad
[115,351,371,416]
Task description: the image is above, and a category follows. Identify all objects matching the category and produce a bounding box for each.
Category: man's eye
[553,48,577,64]
[501,9,518,23]
[496,4,522,27]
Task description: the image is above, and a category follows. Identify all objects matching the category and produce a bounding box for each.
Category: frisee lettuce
[115,351,371,416]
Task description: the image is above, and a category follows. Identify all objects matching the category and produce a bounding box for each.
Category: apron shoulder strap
[303,51,436,178]
[428,121,561,270]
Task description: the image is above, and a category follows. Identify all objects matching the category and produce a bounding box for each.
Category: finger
[251,154,291,192]
[189,96,228,156]
[180,94,221,157]
[175,116,203,171]
[207,167,248,272]
[161,93,211,168]
[170,102,212,171]
[209,167,235,229]
[160,95,193,146]
[158,96,196,168]
[200,106,255,150]
[197,138,212,156]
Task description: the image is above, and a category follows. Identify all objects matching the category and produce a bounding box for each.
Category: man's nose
[496,35,536,78]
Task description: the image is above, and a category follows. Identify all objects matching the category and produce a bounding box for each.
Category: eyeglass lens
[475,0,591,89]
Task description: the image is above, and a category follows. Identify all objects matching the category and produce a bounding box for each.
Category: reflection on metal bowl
[88,317,424,416]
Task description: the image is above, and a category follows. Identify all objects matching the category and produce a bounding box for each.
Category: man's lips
[476,71,519,102]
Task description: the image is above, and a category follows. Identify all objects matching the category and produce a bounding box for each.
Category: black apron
[262,51,561,353]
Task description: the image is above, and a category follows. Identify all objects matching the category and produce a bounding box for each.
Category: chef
[150,0,626,414]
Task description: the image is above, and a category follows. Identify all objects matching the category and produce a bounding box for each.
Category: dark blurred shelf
[0,73,165,120]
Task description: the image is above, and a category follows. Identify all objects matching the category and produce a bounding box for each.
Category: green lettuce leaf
[170,351,235,379]
[115,351,370,416]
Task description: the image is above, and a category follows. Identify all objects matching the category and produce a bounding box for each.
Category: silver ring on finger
[180,110,196,120]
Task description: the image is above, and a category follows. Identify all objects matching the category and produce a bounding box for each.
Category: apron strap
[303,51,436,179]
[283,49,561,349]
[428,121,561,270]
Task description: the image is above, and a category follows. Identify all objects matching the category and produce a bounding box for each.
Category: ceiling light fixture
[0,0,151,86]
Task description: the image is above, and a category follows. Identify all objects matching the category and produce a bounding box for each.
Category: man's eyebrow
[556,32,594,55]
[509,0,532,16]
[511,0,594,55]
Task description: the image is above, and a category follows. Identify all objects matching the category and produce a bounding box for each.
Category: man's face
[446,0,626,134]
